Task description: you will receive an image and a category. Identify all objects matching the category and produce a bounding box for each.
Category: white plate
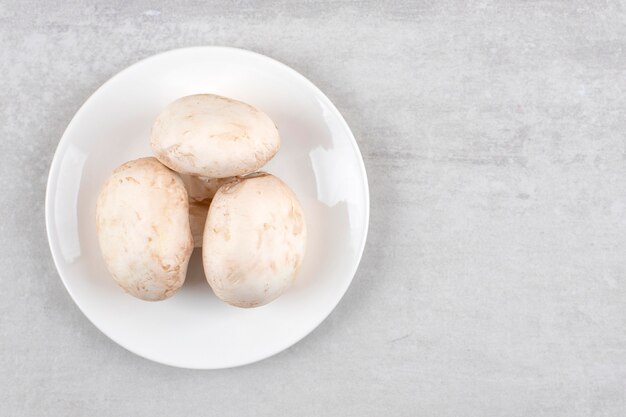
[45,47,369,369]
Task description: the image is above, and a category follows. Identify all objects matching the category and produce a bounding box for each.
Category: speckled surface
[2,1,626,416]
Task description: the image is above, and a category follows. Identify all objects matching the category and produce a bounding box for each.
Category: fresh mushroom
[96,157,194,301]
[150,94,280,178]
[202,172,307,308]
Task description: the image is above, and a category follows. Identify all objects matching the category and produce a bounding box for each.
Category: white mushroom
[202,173,307,308]
[180,175,235,248]
[150,94,280,178]
[96,157,194,301]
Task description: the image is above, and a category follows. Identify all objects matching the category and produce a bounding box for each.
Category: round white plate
[45,47,369,369]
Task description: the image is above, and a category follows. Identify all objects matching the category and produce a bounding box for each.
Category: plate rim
[45,46,370,369]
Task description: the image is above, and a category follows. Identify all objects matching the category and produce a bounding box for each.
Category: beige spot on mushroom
[253,150,265,164]
[289,204,304,235]
[220,180,244,194]
[226,268,243,285]
[234,299,261,308]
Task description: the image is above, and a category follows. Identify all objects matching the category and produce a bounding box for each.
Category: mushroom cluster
[96,94,306,307]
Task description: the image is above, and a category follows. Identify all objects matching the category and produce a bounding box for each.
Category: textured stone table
[2,1,625,416]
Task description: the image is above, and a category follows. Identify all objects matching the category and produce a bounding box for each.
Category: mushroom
[202,172,307,308]
[150,94,280,178]
[180,174,234,248]
[96,157,194,301]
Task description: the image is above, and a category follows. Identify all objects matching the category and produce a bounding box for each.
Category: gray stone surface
[1,1,626,415]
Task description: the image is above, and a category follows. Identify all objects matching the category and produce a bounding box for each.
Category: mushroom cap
[202,173,307,307]
[96,157,194,301]
[150,94,280,178]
